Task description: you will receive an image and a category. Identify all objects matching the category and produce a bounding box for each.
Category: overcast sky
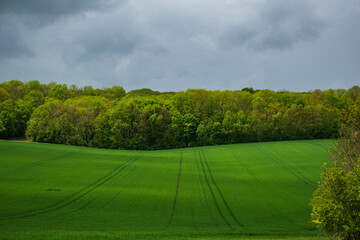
[0,0,359,92]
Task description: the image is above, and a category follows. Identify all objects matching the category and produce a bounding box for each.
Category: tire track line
[201,150,244,229]
[79,164,138,210]
[194,151,216,225]
[0,153,142,220]
[230,150,297,226]
[198,151,234,230]
[23,153,141,217]
[39,153,141,213]
[167,152,182,228]
[255,145,316,189]
[3,154,110,195]
[101,165,138,209]
[7,151,77,175]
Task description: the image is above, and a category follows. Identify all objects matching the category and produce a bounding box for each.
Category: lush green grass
[0,140,333,239]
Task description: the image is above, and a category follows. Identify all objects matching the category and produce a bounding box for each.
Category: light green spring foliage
[24,86,347,150]
[0,139,333,239]
[2,80,360,149]
[311,100,360,240]
[311,163,360,238]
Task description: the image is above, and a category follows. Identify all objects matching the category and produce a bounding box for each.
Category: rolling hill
[0,139,333,239]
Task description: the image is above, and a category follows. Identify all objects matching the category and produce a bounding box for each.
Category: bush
[311,162,360,239]
[311,100,360,239]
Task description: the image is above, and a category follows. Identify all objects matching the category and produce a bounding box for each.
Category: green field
[0,140,333,239]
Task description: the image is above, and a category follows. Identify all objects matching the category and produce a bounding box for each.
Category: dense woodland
[0,80,359,150]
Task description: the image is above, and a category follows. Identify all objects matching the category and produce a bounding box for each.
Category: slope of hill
[0,140,333,239]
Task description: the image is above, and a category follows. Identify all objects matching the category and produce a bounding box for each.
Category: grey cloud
[62,32,140,66]
[221,27,256,48]
[0,0,358,92]
[222,0,325,51]
[0,16,33,60]
[0,0,124,28]
[81,34,138,58]
[59,13,142,66]
[0,0,125,61]
[0,0,119,16]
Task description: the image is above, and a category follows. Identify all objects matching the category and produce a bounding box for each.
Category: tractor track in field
[0,153,143,220]
[101,165,138,209]
[6,151,76,175]
[167,153,182,228]
[201,151,244,230]
[2,154,111,195]
[256,145,316,189]
[194,151,217,226]
[78,164,139,210]
[64,164,138,213]
[230,150,298,226]
[76,165,137,211]
[198,151,234,230]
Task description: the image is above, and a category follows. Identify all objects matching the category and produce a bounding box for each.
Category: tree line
[1,80,359,150]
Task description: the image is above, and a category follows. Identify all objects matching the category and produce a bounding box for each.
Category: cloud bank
[0,0,359,91]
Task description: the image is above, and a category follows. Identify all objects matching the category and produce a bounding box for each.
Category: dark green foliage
[347,86,360,101]
[102,86,126,99]
[0,88,9,102]
[128,88,161,96]
[0,100,29,139]
[98,97,175,149]
[241,87,255,93]
[1,80,359,149]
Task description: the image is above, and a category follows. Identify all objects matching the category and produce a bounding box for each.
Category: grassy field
[0,140,333,239]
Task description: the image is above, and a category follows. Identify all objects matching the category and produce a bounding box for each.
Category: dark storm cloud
[0,0,124,60]
[222,0,325,51]
[0,0,124,31]
[55,7,144,68]
[62,23,140,65]
[75,34,139,62]
[0,0,359,91]
[0,15,33,60]
[0,0,119,17]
